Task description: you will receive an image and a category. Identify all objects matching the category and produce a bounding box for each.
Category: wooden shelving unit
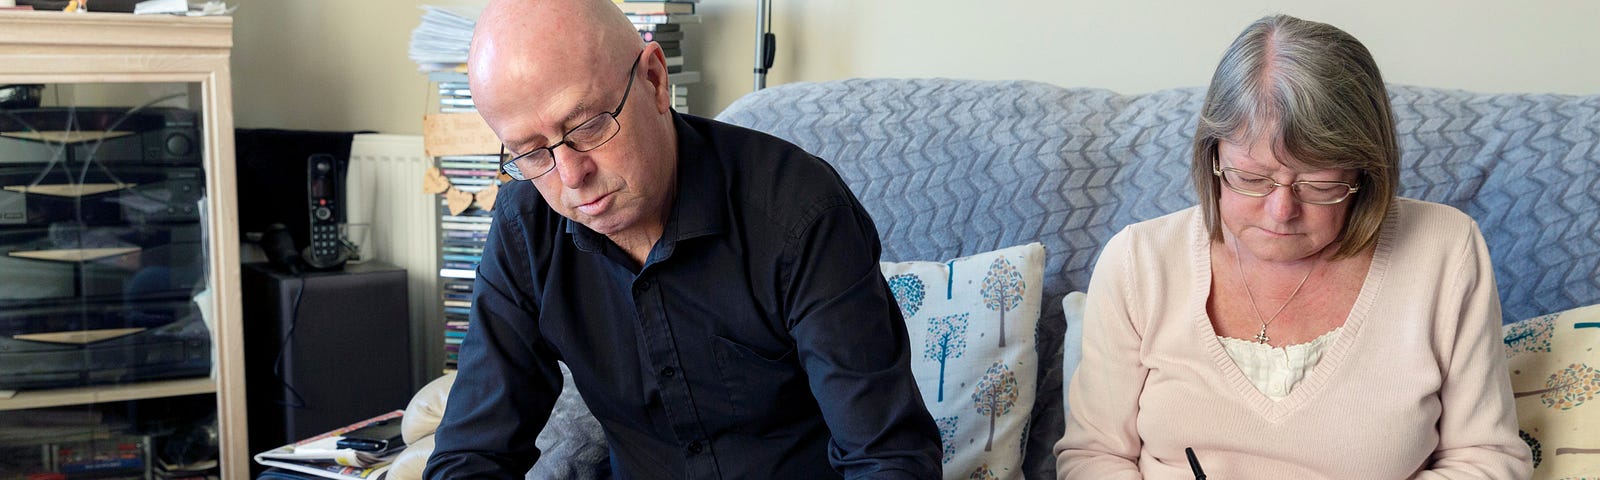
[0,10,246,479]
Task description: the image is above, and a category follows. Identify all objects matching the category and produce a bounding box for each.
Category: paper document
[253,410,405,480]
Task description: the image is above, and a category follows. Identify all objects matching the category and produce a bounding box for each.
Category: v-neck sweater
[1055,199,1530,480]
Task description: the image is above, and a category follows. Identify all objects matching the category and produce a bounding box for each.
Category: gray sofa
[715,78,1600,479]
[401,79,1600,479]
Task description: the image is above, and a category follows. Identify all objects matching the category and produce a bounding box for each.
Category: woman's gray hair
[1190,14,1399,259]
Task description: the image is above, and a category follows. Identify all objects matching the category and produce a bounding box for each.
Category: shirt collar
[565,112,728,258]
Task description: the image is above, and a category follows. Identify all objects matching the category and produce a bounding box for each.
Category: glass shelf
[0,377,215,411]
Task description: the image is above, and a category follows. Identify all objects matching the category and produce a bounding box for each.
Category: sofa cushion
[1059,292,1086,424]
[882,242,1044,479]
[1503,303,1600,480]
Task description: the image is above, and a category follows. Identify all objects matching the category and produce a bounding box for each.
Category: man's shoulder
[684,113,859,223]
[685,113,834,176]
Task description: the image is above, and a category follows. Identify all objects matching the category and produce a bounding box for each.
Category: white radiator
[348,133,440,389]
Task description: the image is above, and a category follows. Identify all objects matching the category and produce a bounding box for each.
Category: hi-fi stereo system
[0,106,211,390]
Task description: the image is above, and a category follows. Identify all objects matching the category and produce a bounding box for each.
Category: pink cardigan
[1055,199,1530,479]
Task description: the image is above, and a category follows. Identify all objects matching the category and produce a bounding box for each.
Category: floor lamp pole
[754,0,774,90]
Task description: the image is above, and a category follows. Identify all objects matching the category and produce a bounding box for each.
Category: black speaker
[241,261,412,476]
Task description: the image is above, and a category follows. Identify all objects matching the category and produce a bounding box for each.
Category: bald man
[423,0,942,478]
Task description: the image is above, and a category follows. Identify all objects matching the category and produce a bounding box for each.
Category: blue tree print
[1504,313,1556,357]
[888,273,927,320]
[935,416,959,464]
[925,313,969,402]
[980,257,1025,347]
[972,362,1019,452]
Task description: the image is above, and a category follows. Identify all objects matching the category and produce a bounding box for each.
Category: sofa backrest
[718,78,1600,327]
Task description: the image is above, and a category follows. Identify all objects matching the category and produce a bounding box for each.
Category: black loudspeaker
[241,261,412,477]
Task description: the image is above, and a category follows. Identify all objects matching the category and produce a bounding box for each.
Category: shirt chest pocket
[709,335,809,431]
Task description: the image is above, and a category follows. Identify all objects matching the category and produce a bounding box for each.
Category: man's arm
[783,200,943,479]
[425,214,564,480]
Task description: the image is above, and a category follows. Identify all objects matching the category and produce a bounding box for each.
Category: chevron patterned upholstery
[715,78,1600,479]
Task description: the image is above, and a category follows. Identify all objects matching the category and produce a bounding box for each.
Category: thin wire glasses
[500,52,642,181]
[1212,158,1360,205]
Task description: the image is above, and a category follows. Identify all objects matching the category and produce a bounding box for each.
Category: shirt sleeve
[1410,221,1533,479]
[1054,229,1146,480]
[782,200,944,479]
[425,213,565,480]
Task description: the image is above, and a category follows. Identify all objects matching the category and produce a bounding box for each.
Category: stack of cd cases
[429,71,499,373]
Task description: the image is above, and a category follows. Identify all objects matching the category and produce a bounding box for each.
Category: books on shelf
[641,30,684,43]
[668,70,701,85]
[253,411,405,480]
[614,1,695,15]
[633,22,679,33]
[627,13,699,25]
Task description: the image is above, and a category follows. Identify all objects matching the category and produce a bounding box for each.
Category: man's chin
[569,212,630,236]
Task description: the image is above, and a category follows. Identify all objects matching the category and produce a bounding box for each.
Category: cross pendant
[1254,326,1270,344]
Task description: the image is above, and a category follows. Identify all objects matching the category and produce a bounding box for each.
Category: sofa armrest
[387,364,611,480]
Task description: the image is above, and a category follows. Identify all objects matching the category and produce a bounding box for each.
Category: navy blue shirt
[426,113,941,479]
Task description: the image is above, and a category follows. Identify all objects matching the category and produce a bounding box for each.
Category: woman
[1054,15,1530,479]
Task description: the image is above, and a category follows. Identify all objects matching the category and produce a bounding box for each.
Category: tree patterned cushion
[1503,303,1600,480]
[882,242,1044,480]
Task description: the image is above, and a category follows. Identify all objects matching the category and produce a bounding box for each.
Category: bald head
[464,0,680,253]
[469,0,648,138]
[471,0,643,75]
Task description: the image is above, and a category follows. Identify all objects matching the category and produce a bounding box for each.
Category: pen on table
[1185,447,1207,480]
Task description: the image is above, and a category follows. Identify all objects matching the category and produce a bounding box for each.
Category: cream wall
[233,0,1600,135]
[232,0,481,134]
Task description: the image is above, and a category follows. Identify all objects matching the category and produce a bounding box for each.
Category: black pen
[1185,447,1207,480]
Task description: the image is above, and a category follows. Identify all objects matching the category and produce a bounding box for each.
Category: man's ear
[640,42,673,114]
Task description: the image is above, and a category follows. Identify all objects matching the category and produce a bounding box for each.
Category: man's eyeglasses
[500,52,642,181]
[1212,158,1360,205]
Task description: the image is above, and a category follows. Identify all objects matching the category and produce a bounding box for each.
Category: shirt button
[686,440,703,455]
[637,279,652,290]
[660,367,675,378]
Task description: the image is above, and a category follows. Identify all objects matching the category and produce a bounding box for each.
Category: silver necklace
[1232,240,1315,344]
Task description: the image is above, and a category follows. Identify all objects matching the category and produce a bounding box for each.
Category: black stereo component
[0,107,200,166]
[0,297,212,390]
[0,165,204,226]
[0,222,203,306]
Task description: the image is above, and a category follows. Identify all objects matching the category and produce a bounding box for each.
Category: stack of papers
[410,5,480,72]
[254,410,405,480]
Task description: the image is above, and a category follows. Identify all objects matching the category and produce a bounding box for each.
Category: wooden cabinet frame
[0,11,247,479]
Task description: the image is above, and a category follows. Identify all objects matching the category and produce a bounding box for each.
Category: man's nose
[553,148,596,189]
